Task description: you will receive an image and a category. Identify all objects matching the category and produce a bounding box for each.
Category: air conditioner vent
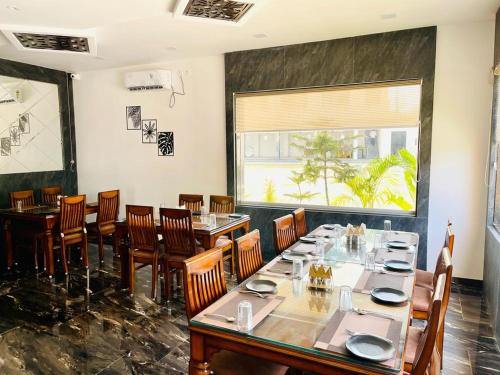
[13,32,90,52]
[175,0,256,24]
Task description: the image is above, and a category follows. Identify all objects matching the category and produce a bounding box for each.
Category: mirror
[0,75,64,174]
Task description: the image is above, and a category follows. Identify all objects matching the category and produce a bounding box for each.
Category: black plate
[245,279,277,293]
[228,213,243,218]
[346,334,395,362]
[383,259,413,272]
[386,240,410,249]
[371,287,408,305]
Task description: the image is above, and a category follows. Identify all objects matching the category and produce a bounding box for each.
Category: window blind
[235,80,422,133]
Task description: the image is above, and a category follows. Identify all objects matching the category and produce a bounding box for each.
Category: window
[234,81,422,213]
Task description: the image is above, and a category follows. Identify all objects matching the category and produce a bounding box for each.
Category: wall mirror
[0,75,64,174]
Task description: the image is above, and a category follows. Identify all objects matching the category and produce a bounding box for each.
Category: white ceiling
[0,0,498,73]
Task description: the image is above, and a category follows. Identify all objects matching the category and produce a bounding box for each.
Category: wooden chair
[41,186,62,205]
[404,274,444,375]
[183,248,288,375]
[292,207,307,239]
[160,208,205,300]
[179,194,204,211]
[235,229,264,283]
[58,195,89,275]
[444,220,455,255]
[88,190,120,264]
[126,205,162,299]
[209,195,234,213]
[413,248,452,323]
[10,190,34,208]
[273,214,296,255]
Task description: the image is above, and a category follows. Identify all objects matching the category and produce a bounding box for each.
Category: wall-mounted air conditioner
[125,70,172,91]
[0,88,22,104]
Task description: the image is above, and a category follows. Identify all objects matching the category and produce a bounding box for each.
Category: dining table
[188,225,419,374]
[0,202,99,276]
[114,212,251,289]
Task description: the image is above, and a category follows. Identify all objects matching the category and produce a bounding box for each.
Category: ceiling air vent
[173,0,259,25]
[0,25,97,56]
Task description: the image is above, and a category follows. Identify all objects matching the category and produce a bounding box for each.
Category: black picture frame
[158,131,174,156]
[18,113,30,134]
[126,105,141,130]
[9,126,20,146]
[142,119,158,144]
[1,137,10,156]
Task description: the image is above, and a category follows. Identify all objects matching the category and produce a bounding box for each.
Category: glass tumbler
[315,239,325,259]
[292,259,304,279]
[237,300,253,333]
[374,233,382,250]
[365,252,375,271]
[384,220,392,232]
[16,200,22,212]
[210,214,217,226]
[339,285,353,312]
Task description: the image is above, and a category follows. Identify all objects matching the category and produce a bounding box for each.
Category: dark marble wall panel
[225,27,437,269]
[0,59,77,207]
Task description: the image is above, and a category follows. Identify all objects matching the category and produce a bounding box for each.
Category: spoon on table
[203,313,235,323]
[238,290,268,299]
[352,307,395,320]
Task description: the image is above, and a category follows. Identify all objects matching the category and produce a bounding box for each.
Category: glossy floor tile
[0,244,497,374]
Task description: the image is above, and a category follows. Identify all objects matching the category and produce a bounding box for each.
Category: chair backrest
[179,194,204,211]
[160,208,197,257]
[432,247,453,292]
[273,214,296,255]
[235,229,264,283]
[439,248,453,326]
[10,190,34,208]
[60,195,86,236]
[97,190,120,227]
[41,186,62,205]
[292,207,307,239]
[209,195,234,214]
[126,205,158,252]
[412,278,443,375]
[444,220,455,256]
[183,248,227,320]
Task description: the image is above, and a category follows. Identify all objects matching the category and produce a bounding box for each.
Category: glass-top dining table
[189,225,419,374]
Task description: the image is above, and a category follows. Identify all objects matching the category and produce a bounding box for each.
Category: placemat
[196,290,284,331]
[353,270,413,295]
[314,310,402,368]
[374,248,415,264]
[288,242,318,254]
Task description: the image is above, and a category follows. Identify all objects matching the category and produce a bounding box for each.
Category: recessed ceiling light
[6,5,20,11]
[253,33,268,39]
[381,13,397,20]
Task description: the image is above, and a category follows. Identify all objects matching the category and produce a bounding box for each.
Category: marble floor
[0,244,497,374]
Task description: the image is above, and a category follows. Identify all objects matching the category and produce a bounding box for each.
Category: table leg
[199,234,215,250]
[243,221,250,234]
[120,242,129,289]
[44,229,54,277]
[1,218,13,270]
[189,332,210,375]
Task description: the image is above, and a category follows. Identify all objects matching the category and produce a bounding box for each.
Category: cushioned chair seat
[416,269,434,290]
[211,350,288,375]
[216,237,232,250]
[413,285,432,320]
[404,326,424,372]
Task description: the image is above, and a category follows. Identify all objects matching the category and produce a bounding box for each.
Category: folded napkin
[314,310,402,368]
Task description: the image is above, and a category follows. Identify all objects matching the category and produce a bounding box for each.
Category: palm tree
[284,171,319,203]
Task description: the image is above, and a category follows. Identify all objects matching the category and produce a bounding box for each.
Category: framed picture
[1,137,10,156]
[142,119,158,143]
[9,126,20,146]
[158,131,174,156]
[18,113,30,134]
[126,105,141,130]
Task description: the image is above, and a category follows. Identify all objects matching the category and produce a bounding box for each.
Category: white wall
[73,55,226,217]
[427,21,495,279]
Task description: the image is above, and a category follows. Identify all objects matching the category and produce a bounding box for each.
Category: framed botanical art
[158,131,174,156]
[142,119,157,143]
[126,105,141,130]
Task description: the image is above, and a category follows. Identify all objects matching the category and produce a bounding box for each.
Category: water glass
[160,203,166,209]
[56,194,62,207]
[292,259,304,279]
[384,220,392,232]
[237,300,253,332]
[209,213,217,226]
[365,252,375,271]
[201,206,209,215]
[16,200,23,212]
[339,285,353,312]
[374,233,382,249]
[315,239,325,259]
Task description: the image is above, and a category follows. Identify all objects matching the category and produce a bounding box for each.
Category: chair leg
[165,262,172,301]
[98,233,104,264]
[128,250,135,296]
[151,255,158,300]
[61,241,69,275]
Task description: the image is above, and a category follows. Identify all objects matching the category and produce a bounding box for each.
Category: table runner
[353,270,413,295]
[314,310,402,368]
[196,291,284,331]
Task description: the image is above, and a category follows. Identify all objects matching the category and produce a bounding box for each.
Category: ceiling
[0,0,498,73]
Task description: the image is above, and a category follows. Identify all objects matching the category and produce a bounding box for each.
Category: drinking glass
[315,239,325,259]
[160,203,166,209]
[16,201,22,212]
[201,206,209,215]
[339,285,353,312]
[374,233,382,249]
[365,252,375,271]
[384,220,392,232]
[292,259,304,279]
[237,300,253,332]
[210,213,217,226]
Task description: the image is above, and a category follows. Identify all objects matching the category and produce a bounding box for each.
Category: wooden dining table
[188,226,419,374]
[0,202,98,276]
[114,212,251,289]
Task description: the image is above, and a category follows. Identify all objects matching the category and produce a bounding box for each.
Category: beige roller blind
[235,80,421,133]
